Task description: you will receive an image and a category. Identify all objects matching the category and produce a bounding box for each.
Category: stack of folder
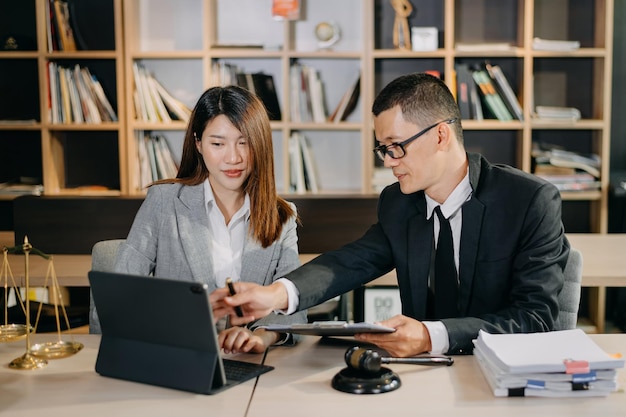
[473,329,624,397]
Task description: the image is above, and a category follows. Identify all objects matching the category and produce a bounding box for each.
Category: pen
[225,278,244,318]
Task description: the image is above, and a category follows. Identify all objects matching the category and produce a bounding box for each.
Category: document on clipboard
[260,321,395,336]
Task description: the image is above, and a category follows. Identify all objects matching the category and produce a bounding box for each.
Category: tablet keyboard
[223,359,274,383]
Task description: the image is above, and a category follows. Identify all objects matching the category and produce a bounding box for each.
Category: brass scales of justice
[1,236,83,370]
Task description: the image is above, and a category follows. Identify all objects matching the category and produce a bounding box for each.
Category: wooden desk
[1,334,623,416]
[566,234,626,333]
[250,335,625,417]
[0,334,257,417]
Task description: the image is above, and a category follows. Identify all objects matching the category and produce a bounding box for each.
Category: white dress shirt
[203,180,250,289]
[423,169,472,354]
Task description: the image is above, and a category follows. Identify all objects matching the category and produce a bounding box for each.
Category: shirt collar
[425,168,472,220]
[203,179,251,222]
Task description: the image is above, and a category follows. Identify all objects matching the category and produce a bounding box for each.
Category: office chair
[554,247,583,331]
[89,239,125,334]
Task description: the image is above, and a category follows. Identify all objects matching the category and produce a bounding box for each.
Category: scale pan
[30,340,84,359]
[0,324,33,343]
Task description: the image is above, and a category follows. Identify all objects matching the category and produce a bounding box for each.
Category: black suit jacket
[287,153,570,354]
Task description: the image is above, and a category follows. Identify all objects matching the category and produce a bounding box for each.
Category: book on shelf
[132,63,191,123]
[471,69,513,121]
[288,132,306,193]
[288,132,319,194]
[454,64,476,121]
[232,70,282,121]
[473,329,624,398]
[136,132,179,187]
[484,63,523,121]
[0,182,43,197]
[329,72,360,123]
[535,106,581,122]
[49,0,77,51]
[533,145,601,179]
[289,63,329,123]
[48,63,117,124]
[455,42,514,52]
[532,37,580,52]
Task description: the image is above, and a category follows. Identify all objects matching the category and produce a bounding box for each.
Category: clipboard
[260,321,395,336]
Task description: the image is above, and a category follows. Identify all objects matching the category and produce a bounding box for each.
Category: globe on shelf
[314,21,341,50]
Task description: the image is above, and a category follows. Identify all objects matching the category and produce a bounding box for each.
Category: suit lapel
[406,197,434,318]
[175,184,215,289]
[459,197,484,314]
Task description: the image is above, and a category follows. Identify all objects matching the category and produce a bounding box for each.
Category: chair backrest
[89,239,125,334]
[554,247,583,331]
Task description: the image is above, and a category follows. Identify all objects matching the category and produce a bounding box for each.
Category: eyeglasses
[373,118,457,162]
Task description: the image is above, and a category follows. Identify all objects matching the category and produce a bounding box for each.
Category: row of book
[211,61,360,124]
[47,62,117,124]
[45,0,81,51]
[136,132,179,189]
[132,63,192,123]
[210,61,282,121]
[455,62,523,121]
[474,329,623,398]
[290,64,360,124]
[533,144,601,192]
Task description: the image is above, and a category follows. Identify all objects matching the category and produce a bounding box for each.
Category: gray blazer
[114,182,307,331]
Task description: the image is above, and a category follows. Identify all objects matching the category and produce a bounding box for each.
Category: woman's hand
[218,326,279,354]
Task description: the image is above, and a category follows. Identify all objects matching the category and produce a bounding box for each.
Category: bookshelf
[2,0,613,233]
[0,0,125,196]
[119,0,613,233]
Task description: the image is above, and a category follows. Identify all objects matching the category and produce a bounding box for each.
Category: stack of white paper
[473,329,624,397]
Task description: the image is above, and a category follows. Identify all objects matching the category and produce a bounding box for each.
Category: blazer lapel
[175,184,215,289]
[406,197,434,318]
[240,238,274,285]
[459,197,484,314]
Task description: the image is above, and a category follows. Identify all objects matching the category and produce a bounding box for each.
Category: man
[211,72,570,356]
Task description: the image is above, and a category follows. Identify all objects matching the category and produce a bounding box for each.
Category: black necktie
[434,206,458,319]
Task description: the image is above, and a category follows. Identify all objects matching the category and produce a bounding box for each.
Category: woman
[114,85,306,353]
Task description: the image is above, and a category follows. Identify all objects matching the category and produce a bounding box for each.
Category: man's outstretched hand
[210,281,289,326]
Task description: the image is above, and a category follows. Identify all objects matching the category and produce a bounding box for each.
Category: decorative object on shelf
[410,27,437,51]
[272,0,301,21]
[2,237,83,370]
[390,0,413,50]
[314,21,341,50]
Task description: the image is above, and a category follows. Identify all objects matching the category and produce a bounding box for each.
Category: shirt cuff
[422,321,449,354]
[275,278,299,315]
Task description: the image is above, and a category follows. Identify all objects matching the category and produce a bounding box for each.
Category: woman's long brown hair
[153,85,295,247]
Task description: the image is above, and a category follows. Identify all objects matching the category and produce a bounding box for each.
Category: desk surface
[251,334,626,417]
[0,334,623,416]
[0,334,257,417]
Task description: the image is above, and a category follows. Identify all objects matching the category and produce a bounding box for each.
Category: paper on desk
[473,329,624,374]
